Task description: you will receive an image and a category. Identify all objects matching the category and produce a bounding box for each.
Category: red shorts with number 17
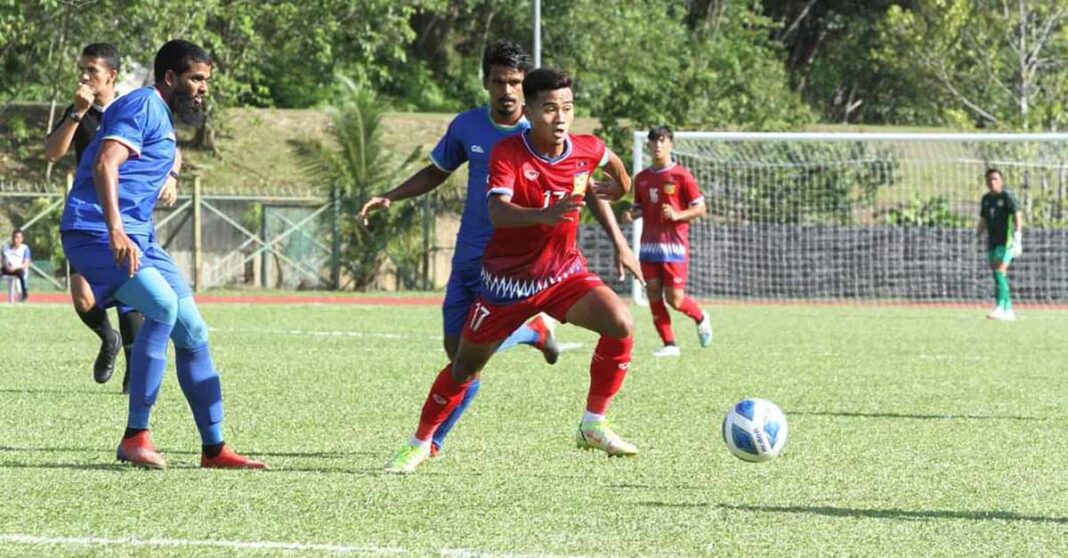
[462,272,605,344]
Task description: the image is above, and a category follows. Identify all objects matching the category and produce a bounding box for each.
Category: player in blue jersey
[59,40,265,470]
[361,40,641,458]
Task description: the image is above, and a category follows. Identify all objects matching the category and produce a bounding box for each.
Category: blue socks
[432,378,480,451]
[115,270,224,446]
[497,324,539,352]
[175,343,224,445]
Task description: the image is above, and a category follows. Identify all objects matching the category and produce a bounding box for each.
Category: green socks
[994,270,1012,311]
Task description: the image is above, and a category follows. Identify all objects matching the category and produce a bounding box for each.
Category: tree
[877,0,1068,130]
[293,77,425,290]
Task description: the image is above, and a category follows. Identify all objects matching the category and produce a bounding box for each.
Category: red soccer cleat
[201,445,268,469]
[528,315,560,365]
[116,431,167,470]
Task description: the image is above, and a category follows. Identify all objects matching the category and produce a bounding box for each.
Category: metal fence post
[422,193,431,290]
[193,176,203,292]
[331,183,341,290]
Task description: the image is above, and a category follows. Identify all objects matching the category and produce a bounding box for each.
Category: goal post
[629,131,1068,306]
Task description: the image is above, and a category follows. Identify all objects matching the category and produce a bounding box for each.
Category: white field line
[211,328,587,353]
[0,534,620,558]
[0,534,404,555]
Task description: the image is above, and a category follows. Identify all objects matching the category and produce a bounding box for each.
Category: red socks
[415,365,474,441]
[676,297,704,323]
[587,336,633,415]
[649,299,675,345]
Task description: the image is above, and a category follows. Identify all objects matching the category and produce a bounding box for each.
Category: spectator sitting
[1,229,30,302]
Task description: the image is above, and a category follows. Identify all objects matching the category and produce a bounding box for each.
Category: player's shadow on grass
[790,410,1049,421]
[0,446,375,459]
[0,387,116,396]
[642,502,1068,524]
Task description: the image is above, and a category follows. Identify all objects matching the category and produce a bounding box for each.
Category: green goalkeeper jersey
[980,190,1018,249]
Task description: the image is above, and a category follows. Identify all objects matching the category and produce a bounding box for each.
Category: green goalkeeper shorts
[987,246,1014,266]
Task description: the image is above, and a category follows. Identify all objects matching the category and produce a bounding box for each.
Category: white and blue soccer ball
[722,398,788,462]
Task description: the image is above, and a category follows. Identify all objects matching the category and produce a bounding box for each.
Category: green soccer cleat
[575,420,638,457]
[384,442,430,474]
[697,311,713,348]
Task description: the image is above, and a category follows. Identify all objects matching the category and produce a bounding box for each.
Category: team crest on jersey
[997,200,1004,207]
[524,168,540,180]
[664,183,676,195]
[573,171,590,196]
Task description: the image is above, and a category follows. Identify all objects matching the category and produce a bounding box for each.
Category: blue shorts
[442,264,482,337]
[61,230,191,309]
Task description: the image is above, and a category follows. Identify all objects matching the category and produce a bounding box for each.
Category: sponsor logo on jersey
[524,168,540,180]
[997,199,1004,207]
[573,171,590,196]
[664,183,676,195]
[471,144,485,154]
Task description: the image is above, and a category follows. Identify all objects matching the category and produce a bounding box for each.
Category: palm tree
[294,77,423,290]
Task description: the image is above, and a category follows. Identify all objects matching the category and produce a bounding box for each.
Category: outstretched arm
[587,193,642,283]
[359,164,451,225]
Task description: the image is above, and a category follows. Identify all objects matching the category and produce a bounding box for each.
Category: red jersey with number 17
[481,132,610,304]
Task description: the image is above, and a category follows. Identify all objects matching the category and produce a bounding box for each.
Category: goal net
[627,132,1068,306]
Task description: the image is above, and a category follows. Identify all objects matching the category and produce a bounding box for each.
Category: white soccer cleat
[999,309,1017,322]
[697,311,713,347]
[575,420,638,457]
[384,442,431,474]
[652,345,681,358]
[986,307,1005,320]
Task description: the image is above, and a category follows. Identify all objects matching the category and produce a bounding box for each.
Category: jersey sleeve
[22,246,30,262]
[1006,192,1019,213]
[592,137,609,168]
[681,169,704,207]
[428,117,467,173]
[98,96,151,158]
[487,143,516,198]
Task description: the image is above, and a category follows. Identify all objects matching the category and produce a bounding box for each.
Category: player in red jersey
[630,126,712,357]
[385,68,640,473]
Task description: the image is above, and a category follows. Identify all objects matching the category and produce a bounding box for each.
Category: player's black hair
[82,43,121,72]
[985,168,1003,179]
[481,40,533,80]
[648,125,674,141]
[153,39,212,84]
[522,68,572,104]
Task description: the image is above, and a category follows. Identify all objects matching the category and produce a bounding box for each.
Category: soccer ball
[722,398,788,462]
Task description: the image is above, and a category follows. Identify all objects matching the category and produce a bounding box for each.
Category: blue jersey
[429,105,528,268]
[60,87,176,236]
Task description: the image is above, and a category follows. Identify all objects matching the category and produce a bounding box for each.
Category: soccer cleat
[652,345,681,358]
[697,311,713,347]
[529,315,560,365]
[986,307,1005,320]
[93,334,121,384]
[575,420,638,457]
[384,442,431,474]
[201,445,268,469]
[116,431,167,469]
[996,309,1017,322]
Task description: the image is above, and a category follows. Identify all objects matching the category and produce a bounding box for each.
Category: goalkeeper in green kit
[976,168,1023,321]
